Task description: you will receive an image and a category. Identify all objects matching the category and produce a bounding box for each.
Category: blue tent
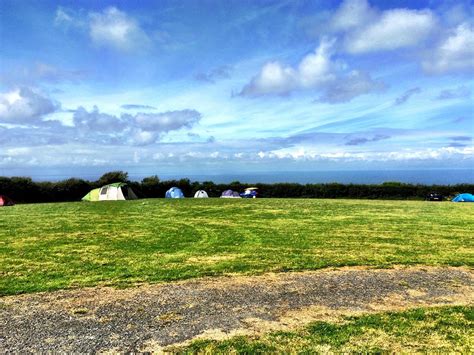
[452,193,474,202]
[165,187,184,198]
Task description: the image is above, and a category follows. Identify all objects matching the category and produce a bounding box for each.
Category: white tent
[98,183,138,201]
[194,190,209,198]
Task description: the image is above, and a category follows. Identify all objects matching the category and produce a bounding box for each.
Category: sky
[0,0,473,180]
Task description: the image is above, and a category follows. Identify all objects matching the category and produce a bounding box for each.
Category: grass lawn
[177,306,474,353]
[0,198,472,295]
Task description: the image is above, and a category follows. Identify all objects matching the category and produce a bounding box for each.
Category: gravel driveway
[1,266,472,352]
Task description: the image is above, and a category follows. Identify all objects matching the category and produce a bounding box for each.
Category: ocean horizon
[155,169,473,185]
[2,168,472,185]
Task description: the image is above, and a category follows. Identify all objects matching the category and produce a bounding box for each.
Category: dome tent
[452,193,474,202]
[82,183,137,201]
[221,189,241,198]
[166,187,184,198]
[194,190,209,198]
[0,195,14,206]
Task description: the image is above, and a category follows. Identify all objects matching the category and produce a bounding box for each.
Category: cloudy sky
[0,0,473,180]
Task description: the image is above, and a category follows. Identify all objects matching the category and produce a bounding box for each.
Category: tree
[141,175,160,185]
[140,175,161,197]
[97,171,129,186]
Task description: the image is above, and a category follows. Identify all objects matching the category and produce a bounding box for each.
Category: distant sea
[155,169,474,185]
[4,168,473,185]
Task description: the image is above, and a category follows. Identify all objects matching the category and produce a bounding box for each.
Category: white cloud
[239,38,337,96]
[134,110,201,132]
[67,106,202,145]
[89,7,150,51]
[382,147,474,161]
[1,135,472,170]
[0,87,60,124]
[5,147,32,156]
[422,23,474,74]
[240,61,297,96]
[54,7,77,27]
[345,8,436,53]
[132,130,158,145]
[130,110,201,145]
[240,38,383,102]
[328,0,437,54]
[73,106,127,133]
[298,39,336,87]
[317,70,385,103]
[331,0,376,31]
[55,6,150,51]
[268,146,473,162]
[0,105,202,147]
[309,0,470,76]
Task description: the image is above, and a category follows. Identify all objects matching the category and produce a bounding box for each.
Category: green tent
[82,182,138,201]
[81,188,100,201]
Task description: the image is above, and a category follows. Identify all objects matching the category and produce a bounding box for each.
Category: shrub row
[1,171,472,203]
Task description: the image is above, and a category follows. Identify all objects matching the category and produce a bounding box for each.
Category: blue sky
[0,0,473,180]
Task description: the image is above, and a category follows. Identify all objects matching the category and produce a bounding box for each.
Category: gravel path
[1,266,472,352]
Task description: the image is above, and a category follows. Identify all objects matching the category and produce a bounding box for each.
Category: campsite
[1,195,473,352]
[1,0,473,352]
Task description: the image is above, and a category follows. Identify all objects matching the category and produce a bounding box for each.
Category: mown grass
[0,199,472,295]
[177,306,474,353]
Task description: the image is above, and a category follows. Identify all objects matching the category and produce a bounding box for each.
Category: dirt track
[1,266,472,352]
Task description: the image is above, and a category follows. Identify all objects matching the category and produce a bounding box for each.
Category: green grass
[176,306,474,353]
[0,199,472,295]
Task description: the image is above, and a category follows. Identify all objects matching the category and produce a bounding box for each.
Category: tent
[452,193,474,202]
[194,190,209,198]
[221,189,241,198]
[82,183,138,201]
[166,187,184,198]
[82,188,100,201]
[0,195,15,206]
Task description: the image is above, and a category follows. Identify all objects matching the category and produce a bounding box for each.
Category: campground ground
[1,266,472,352]
[0,198,473,352]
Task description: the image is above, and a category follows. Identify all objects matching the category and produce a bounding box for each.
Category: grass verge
[175,306,473,353]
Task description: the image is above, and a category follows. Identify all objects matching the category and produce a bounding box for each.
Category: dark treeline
[1,171,472,203]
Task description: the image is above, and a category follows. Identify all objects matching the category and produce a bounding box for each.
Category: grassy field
[0,198,473,295]
[178,306,474,353]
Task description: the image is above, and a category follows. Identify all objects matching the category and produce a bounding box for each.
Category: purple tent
[221,189,241,198]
